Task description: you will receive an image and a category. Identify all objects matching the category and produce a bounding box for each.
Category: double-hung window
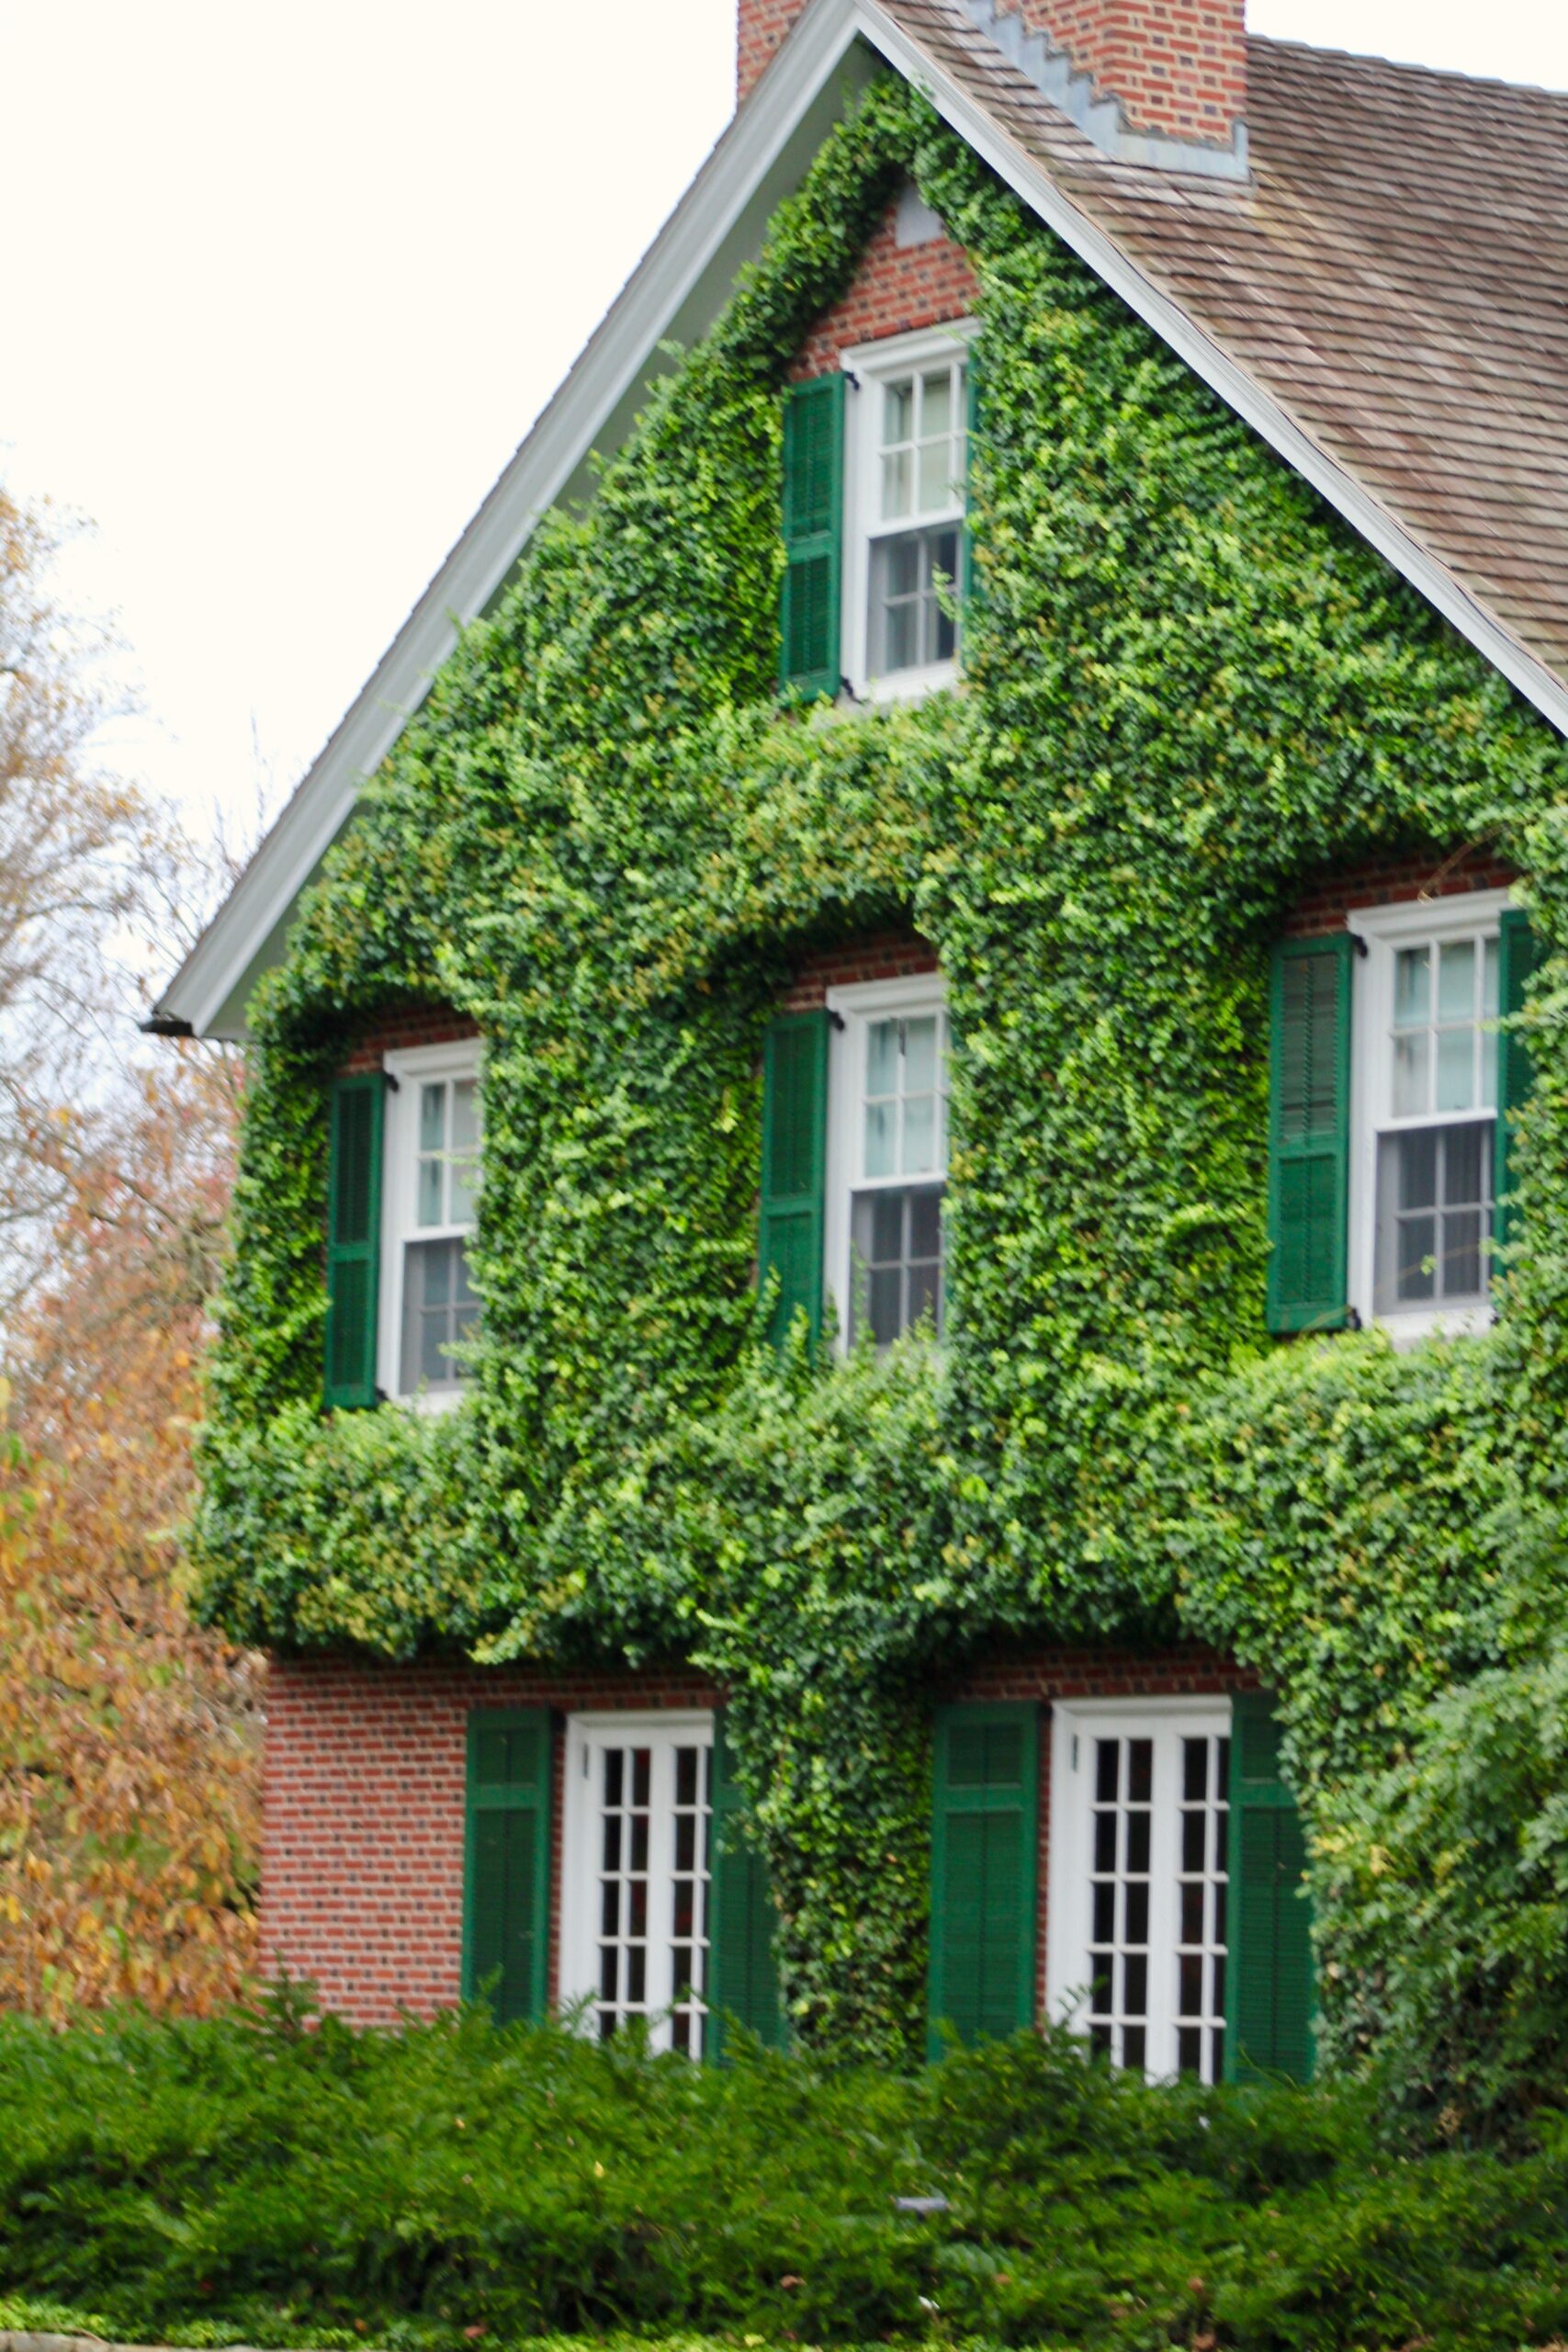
[1348,891,1510,1335]
[559,1713,714,2057]
[1268,885,1533,1340]
[824,975,950,1345]
[779,322,975,705]
[381,1040,482,1398]
[1047,1700,1233,2084]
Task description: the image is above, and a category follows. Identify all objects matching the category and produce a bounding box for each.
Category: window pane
[920,368,952,438]
[1393,1029,1428,1116]
[1438,939,1475,1023]
[908,1259,941,1332]
[867,1018,899,1098]
[400,1236,477,1393]
[864,1098,896,1179]
[1436,1024,1474,1112]
[909,1185,942,1262]
[451,1078,479,1153]
[419,1081,446,1153]
[883,378,913,444]
[1394,945,1429,1026]
[1397,1216,1438,1301]
[1447,1209,1483,1297]
[1399,1127,1438,1210]
[1444,1121,1486,1206]
[880,449,911,521]
[904,1014,938,1092]
[919,438,952,511]
[871,1188,904,1263]
[902,1092,936,1173]
[882,594,916,673]
[1483,933,1499,1018]
[867,1265,902,1345]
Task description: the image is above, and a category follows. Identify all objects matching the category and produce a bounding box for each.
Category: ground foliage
[5,2000,1568,2352]
[193,78,1568,2091]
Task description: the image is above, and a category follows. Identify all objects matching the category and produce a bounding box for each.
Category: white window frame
[824,970,950,1347]
[378,1036,483,1408]
[1347,888,1513,1342]
[1047,1696,1233,2085]
[558,1709,716,2057]
[840,322,976,704]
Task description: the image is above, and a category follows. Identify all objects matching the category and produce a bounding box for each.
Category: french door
[560,1713,714,2056]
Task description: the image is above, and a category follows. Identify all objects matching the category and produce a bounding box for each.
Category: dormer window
[778,322,976,706]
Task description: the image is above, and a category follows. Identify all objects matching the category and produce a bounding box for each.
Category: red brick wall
[340,1006,479,1076]
[263,1640,1247,2030]
[788,198,977,385]
[779,929,940,1012]
[1011,0,1246,144]
[739,0,810,100]
[262,1656,721,2026]
[1283,846,1517,941]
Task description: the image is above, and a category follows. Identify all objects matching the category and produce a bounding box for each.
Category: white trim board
[152,0,1568,1037]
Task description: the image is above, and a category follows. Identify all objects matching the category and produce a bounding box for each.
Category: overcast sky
[4,0,1565,859]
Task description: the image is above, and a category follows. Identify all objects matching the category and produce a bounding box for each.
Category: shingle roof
[883,0,1568,683]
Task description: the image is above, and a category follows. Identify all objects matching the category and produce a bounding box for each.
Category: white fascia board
[852,0,1568,740]
[156,0,877,1038]
[163,0,1568,1037]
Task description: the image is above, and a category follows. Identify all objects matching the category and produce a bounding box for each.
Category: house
[152,0,1568,2079]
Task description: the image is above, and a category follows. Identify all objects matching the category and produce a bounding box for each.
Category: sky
[4,0,1567,865]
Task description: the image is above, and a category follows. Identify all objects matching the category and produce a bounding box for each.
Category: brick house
[152,0,1568,2078]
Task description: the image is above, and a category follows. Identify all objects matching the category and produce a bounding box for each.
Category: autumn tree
[0,483,259,2015]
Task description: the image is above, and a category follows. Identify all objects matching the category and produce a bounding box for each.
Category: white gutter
[155,0,1568,1037]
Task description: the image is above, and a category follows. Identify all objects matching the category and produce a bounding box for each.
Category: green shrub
[2,1999,1566,2350]
[1315,1623,1568,2140]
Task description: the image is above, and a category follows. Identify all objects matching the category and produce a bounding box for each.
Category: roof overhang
[155,0,1568,1039]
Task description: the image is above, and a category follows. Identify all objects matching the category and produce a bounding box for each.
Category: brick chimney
[738,0,1247,177]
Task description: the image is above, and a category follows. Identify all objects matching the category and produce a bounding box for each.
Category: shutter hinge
[382,1069,401,1090]
[1350,931,1369,958]
[1344,1306,1362,1331]
[829,1008,846,1032]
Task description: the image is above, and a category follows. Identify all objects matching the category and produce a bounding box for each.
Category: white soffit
[157,0,1568,1039]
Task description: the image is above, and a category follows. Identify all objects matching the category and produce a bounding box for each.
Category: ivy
[195,74,1568,2073]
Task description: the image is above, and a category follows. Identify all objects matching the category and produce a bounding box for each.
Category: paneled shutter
[927,1702,1039,2061]
[464,1708,553,2025]
[759,1010,829,1349]
[323,1073,385,1410]
[1494,907,1538,1257]
[779,374,844,700]
[1224,1691,1314,2083]
[1266,935,1353,1334]
[705,1715,786,2061]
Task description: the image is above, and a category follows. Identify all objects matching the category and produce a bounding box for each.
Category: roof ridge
[1247,28,1568,107]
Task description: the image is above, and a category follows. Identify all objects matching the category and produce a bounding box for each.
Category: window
[824,974,950,1345]
[559,1713,714,2057]
[1348,891,1509,1334]
[1047,1701,1232,2084]
[380,1040,482,1399]
[843,326,973,700]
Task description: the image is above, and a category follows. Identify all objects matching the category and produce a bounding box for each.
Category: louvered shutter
[1266,935,1354,1334]
[464,1708,553,2025]
[779,374,844,700]
[1494,907,1538,1258]
[324,1073,385,1409]
[705,1715,786,2060]
[927,1702,1039,2060]
[1224,1692,1314,2083]
[759,1010,829,1349]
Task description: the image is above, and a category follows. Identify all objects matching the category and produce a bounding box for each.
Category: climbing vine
[196,74,1568,2074]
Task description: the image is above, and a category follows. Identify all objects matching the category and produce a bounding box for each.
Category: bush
[1315,1627,1568,2139]
[2,1997,1566,2350]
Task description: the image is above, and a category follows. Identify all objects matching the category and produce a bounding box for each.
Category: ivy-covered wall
[196,74,1568,2073]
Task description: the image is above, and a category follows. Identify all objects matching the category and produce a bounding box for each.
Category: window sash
[1050,1704,1232,2085]
[561,1716,716,2060]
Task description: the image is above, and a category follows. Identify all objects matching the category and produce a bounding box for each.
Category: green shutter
[779,374,844,700]
[1266,934,1354,1334]
[464,1707,553,2025]
[759,1010,829,1348]
[928,1702,1039,2061]
[324,1073,385,1409]
[1494,907,1538,1260]
[705,1715,786,2060]
[1224,1692,1314,2084]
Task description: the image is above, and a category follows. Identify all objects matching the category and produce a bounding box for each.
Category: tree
[0,482,259,2015]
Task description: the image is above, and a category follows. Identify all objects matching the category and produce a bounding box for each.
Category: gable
[152,0,1568,1040]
